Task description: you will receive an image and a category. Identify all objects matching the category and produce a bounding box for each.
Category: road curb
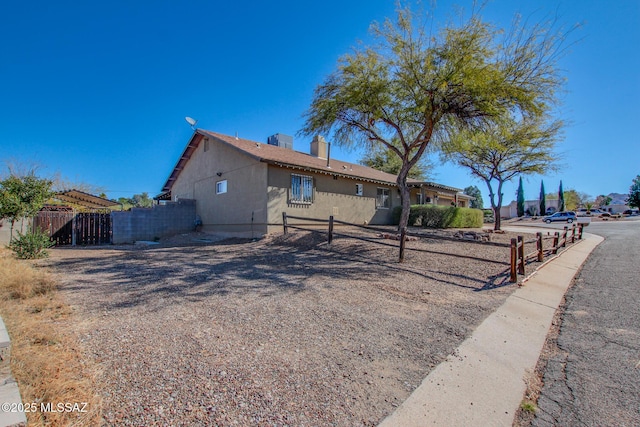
[378,233,603,427]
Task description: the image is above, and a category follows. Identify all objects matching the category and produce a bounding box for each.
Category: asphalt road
[532,218,640,426]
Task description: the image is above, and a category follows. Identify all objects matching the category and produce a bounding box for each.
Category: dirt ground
[47,227,542,426]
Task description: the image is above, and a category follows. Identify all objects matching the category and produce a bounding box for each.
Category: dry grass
[0,249,102,426]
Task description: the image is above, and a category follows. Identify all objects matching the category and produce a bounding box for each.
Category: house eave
[265,160,397,186]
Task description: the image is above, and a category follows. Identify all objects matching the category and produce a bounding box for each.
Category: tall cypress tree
[517,177,525,217]
[539,181,546,215]
[558,180,565,211]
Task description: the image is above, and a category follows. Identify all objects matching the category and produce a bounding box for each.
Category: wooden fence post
[510,238,518,282]
[518,235,525,275]
[571,225,576,243]
[552,232,559,254]
[536,232,544,262]
[282,212,288,235]
[328,215,334,244]
[562,226,568,247]
[399,227,407,263]
[578,224,584,240]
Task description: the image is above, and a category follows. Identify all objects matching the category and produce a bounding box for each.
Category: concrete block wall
[112,199,196,244]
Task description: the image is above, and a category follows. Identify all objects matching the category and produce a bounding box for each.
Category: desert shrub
[392,205,482,228]
[8,230,54,260]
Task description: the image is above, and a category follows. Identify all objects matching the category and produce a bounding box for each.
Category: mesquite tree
[301,5,569,255]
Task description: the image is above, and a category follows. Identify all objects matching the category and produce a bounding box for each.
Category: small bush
[392,205,483,228]
[8,230,55,260]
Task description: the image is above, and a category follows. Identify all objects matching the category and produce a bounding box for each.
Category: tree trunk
[396,165,412,263]
[485,178,504,231]
[495,180,505,231]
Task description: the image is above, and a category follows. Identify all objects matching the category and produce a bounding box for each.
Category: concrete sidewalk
[379,232,603,427]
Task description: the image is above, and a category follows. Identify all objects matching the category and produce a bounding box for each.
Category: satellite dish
[185,116,198,129]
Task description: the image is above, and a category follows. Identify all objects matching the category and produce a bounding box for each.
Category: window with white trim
[356,183,363,196]
[291,174,314,204]
[216,180,227,194]
[376,188,390,209]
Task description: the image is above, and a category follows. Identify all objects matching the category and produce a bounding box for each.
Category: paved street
[533,219,640,426]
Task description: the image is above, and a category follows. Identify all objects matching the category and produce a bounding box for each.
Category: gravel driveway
[50,228,528,426]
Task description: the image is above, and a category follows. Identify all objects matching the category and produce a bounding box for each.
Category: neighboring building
[157,130,472,236]
[501,199,561,219]
[598,193,631,214]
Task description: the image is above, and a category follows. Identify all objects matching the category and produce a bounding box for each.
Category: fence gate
[74,212,112,245]
[34,209,112,246]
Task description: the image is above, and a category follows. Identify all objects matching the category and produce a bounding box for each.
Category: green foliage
[360,145,431,180]
[517,177,525,217]
[442,114,562,230]
[0,172,54,241]
[562,189,589,211]
[594,194,612,207]
[117,192,154,209]
[0,174,54,221]
[301,4,570,234]
[8,230,55,259]
[539,181,546,215]
[627,175,640,208]
[463,186,484,209]
[520,400,537,413]
[392,205,482,228]
[558,181,565,211]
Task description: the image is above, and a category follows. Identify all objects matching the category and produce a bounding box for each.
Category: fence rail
[509,224,584,282]
[283,212,585,283]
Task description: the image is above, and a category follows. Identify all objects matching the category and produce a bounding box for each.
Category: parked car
[543,211,577,223]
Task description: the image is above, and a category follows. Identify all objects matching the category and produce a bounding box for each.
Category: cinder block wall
[112,199,196,244]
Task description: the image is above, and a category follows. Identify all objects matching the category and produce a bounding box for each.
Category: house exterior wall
[266,166,400,233]
[170,138,269,236]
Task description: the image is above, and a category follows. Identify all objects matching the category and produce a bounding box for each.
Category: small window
[356,184,363,196]
[376,188,390,209]
[204,138,210,152]
[216,180,227,194]
[291,174,313,204]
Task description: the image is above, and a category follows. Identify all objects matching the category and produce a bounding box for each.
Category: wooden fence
[282,212,585,283]
[509,224,584,282]
[34,210,112,246]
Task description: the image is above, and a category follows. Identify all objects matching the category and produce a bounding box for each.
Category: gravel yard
[50,227,539,426]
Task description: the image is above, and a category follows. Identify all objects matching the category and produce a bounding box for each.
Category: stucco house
[157,130,471,236]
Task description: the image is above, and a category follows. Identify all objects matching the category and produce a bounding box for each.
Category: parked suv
[543,211,577,223]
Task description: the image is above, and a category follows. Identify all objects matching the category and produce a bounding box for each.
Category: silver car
[543,211,577,223]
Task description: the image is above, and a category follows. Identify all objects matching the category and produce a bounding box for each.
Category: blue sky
[1,0,638,207]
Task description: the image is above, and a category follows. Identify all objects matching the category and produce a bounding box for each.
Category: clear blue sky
[1,0,638,207]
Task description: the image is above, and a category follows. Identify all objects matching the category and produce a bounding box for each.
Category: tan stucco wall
[266,166,400,233]
[171,138,269,235]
